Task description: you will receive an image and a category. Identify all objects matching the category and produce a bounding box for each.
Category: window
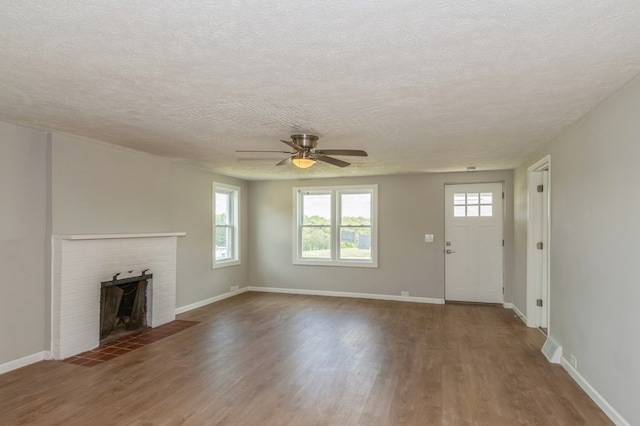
[213,182,240,268]
[453,192,493,217]
[294,185,377,267]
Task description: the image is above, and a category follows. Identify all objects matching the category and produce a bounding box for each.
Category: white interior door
[445,183,504,303]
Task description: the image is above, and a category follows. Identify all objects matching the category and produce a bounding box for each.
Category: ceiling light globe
[292,157,316,169]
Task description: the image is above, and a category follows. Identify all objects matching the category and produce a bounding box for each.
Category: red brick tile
[98,353,118,361]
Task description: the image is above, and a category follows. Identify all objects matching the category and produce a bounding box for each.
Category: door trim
[526,155,551,329]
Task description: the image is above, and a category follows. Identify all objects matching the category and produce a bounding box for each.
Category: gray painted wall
[50,133,251,310]
[248,170,514,301]
[171,163,249,308]
[0,122,48,364]
[1,127,251,364]
[51,133,173,234]
[513,75,640,424]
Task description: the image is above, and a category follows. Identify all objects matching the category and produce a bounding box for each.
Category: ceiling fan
[236,134,368,168]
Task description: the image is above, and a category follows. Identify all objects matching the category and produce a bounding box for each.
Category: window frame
[212,182,241,269]
[293,184,378,268]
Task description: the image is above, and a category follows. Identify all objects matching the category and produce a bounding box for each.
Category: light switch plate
[424,234,434,243]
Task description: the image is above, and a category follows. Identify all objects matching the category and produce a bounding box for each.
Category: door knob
[446,249,456,254]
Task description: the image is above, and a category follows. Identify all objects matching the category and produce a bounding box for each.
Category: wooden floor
[0,292,611,425]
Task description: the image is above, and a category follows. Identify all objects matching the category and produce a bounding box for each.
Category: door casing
[527,155,551,329]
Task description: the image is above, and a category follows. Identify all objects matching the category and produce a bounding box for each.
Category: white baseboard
[561,357,629,426]
[0,351,51,376]
[505,303,526,324]
[247,286,445,304]
[175,287,249,315]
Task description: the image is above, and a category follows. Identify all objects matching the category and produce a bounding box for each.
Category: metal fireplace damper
[100,270,152,342]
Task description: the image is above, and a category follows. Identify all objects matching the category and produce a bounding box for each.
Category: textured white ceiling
[2,1,640,180]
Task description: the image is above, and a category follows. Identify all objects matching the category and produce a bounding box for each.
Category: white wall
[0,122,48,364]
[170,163,249,308]
[248,170,514,301]
[514,75,640,424]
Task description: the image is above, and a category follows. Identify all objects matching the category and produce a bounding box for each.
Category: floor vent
[541,337,562,364]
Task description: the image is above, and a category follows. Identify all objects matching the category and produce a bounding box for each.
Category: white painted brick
[51,236,178,359]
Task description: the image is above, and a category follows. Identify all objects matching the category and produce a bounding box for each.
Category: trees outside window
[294,185,377,268]
[213,183,240,268]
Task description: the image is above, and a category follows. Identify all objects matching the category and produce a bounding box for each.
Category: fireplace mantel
[54,232,186,240]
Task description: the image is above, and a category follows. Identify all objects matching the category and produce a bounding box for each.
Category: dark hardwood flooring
[0,292,611,425]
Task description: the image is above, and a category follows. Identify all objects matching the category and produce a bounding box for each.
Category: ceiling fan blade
[276,156,294,166]
[236,150,294,153]
[317,155,350,168]
[280,140,303,150]
[316,149,368,157]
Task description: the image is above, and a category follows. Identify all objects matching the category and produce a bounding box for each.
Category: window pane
[467,205,479,216]
[480,205,493,217]
[302,193,331,225]
[454,193,466,205]
[466,193,479,205]
[341,193,371,226]
[480,193,492,205]
[215,192,230,225]
[215,227,231,260]
[340,227,371,260]
[454,206,466,217]
[301,226,331,259]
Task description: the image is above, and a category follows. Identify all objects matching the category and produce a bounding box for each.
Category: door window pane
[480,205,493,217]
[454,206,466,217]
[453,191,494,217]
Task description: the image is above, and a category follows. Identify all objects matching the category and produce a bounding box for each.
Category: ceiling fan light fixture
[292,156,316,169]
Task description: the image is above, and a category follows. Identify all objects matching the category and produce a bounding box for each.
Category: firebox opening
[100,272,152,343]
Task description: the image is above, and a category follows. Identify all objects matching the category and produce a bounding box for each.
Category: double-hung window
[213,182,240,268]
[294,184,377,267]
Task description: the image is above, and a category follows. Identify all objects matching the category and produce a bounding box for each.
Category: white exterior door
[445,183,504,303]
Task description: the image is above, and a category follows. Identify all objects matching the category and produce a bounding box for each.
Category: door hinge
[536,299,543,307]
[502,192,505,199]
[502,239,504,246]
[537,184,544,193]
[502,287,505,294]
[536,242,543,250]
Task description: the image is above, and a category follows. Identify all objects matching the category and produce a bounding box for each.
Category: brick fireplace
[51,233,184,359]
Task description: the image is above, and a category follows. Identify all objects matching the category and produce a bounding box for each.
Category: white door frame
[526,155,551,329]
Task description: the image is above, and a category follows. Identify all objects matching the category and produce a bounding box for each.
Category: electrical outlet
[230,285,239,292]
[401,291,409,297]
[569,355,578,369]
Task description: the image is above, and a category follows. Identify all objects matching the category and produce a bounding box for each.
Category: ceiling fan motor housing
[291,134,319,149]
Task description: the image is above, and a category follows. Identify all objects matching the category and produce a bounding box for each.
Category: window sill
[212,260,241,269]
[293,259,377,268]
